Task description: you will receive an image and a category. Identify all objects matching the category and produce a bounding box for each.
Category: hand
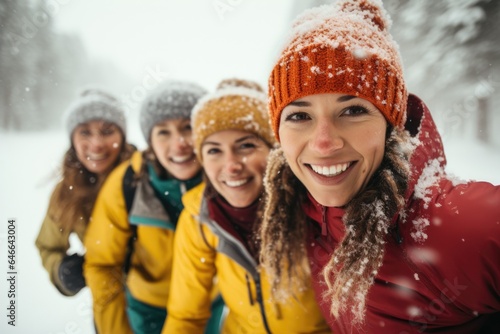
[58,253,86,295]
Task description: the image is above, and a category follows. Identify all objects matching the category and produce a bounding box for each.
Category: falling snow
[1,1,499,332]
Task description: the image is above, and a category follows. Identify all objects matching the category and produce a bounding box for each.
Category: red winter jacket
[305,94,500,333]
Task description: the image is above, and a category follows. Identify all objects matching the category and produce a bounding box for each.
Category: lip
[169,154,196,165]
[310,162,352,176]
[305,161,356,185]
[86,153,109,162]
[223,178,251,188]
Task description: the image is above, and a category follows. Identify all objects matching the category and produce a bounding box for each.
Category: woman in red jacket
[259,0,500,333]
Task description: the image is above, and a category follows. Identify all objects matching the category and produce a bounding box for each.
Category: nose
[172,132,191,149]
[87,134,105,151]
[224,151,243,174]
[308,120,344,154]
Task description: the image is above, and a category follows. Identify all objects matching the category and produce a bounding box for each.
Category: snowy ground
[0,129,498,334]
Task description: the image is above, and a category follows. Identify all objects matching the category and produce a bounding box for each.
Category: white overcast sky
[53,0,293,90]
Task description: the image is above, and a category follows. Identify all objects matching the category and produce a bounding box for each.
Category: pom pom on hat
[268,0,407,141]
[64,88,126,137]
[139,80,207,141]
[192,78,276,162]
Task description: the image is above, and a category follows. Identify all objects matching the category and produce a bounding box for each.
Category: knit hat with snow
[140,80,208,141]
[192,78,276,162]
[268,0,407,141]
[64,89,126,137]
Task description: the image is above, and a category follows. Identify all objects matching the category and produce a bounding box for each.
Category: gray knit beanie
[139,80,207,141]
[64,89,126,136]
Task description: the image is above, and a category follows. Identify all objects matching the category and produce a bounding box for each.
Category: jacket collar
[303,192,345,242]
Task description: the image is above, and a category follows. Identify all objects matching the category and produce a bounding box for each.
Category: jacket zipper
[244,273,272,334]
[245,274,254,305]
[321,206,327,236]
[254,275,272,334]
[199,202,273,333]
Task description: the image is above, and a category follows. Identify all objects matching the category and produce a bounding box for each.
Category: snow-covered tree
[388,0,500,144]
[0,0,89,131]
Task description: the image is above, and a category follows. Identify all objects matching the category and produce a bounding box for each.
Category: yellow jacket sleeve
[35,208,69,295]
[35,183,87,296]
[83,161,133,334]
[162,203,217,334]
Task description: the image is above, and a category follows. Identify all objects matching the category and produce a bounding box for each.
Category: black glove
[58,253,86,295]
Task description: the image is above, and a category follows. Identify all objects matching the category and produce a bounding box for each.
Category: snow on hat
[64,89,126,136]
[139,80,207,141]
[268,0,407,141]
[192,78,276,162]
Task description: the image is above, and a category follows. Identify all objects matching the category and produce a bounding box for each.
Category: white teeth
[171,155,191,163]
[87,154,106,161]
[225,179,249,187]
[311,162,351,177]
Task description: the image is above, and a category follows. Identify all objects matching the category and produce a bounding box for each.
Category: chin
[313,193,347,208]
[173,169,199,181]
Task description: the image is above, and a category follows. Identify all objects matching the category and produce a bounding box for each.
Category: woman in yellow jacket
[162,79,330,334]
[84,81,223,334]
[35,89,135,297]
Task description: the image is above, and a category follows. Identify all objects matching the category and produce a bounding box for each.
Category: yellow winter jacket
[163,183,331,334]
[35,184,86,296]
[84,151,179,334]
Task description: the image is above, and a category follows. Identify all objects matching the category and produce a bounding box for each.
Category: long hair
[140,145,169,179]
[48,139,135,232]
[260,148,311,300]
[260,127,411,322]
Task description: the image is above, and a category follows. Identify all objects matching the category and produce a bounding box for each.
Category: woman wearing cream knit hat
[162,78,330,334]
[260,0,500,333]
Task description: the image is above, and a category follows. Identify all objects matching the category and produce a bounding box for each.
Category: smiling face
[150,118,201,180]
[279,93,388,207]
[72,120,124,176]
[201,130,271,208]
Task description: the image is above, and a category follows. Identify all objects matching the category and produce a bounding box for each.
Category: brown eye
[157,129,170,136]
[101,127,116,136]
[205,147,221,155]
[341,105,368,116]
[285,112,310,122]
[78,129,91,137]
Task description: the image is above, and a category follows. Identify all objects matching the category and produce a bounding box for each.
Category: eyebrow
[101,122,116,129]
[287,95,357,107]
[201,135,256,147]
[288,100,311,107]
[336,95,356,102]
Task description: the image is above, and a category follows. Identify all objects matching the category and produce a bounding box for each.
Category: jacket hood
[404,94,447,201]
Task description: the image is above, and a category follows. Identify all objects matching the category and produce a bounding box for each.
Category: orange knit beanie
[192,78,276,162]
[268,0,407,141]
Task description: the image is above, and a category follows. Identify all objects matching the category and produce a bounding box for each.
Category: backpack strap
[122,165,137,274]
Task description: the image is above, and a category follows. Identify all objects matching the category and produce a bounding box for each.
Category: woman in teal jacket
[84,81,223,334]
